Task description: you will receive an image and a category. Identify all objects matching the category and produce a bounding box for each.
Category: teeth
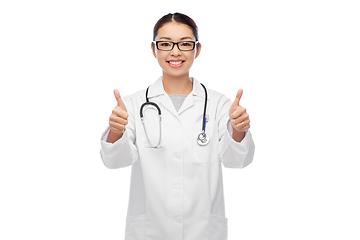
[169,61,183,65]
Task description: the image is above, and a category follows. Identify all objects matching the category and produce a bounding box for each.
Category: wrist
[231,127,245,143]
[107,130,124,143]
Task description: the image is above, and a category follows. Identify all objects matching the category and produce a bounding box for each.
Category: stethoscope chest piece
[197,132,210,146]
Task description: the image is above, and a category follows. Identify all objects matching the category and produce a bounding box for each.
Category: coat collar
[147,76,210,100]
[146,76,210,118]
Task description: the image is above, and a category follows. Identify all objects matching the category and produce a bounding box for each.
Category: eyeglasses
[153,41,198,51]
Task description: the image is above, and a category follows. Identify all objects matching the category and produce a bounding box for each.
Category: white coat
[100,77,255,240]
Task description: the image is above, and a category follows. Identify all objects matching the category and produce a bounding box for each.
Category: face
[151,22,201,79]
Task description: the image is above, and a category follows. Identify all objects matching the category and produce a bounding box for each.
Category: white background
[1,0,359,239]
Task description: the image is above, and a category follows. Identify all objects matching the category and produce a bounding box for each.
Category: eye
[180,42,192,47]
[159,42,171,47]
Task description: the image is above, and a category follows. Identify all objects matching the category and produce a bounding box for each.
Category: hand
[229,89,250,132]
[109,89,129,135]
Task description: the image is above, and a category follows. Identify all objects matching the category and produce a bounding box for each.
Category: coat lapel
[147,77,179,119]
[178,78,210,115]
[177,93,194,115]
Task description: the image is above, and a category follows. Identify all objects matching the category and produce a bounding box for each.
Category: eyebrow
[159,36,194,41]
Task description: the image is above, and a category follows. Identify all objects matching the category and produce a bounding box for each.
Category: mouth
[167,60,185,68]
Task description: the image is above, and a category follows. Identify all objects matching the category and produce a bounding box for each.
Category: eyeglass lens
[157,41,195,51]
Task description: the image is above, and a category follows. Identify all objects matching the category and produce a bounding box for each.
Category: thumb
[114,89,127,111]
[231,89,243,108]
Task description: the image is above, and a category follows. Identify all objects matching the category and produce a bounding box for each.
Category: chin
[162,66,192,78]
[164,69,190,78]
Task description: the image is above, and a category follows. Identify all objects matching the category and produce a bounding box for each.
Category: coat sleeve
[99,96,139,169]
[217,96,255,168]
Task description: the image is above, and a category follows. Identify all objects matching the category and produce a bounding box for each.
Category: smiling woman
[150,15,201,94]
[100,12,255,240]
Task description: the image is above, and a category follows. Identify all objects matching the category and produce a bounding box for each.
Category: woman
[100,12,255,240]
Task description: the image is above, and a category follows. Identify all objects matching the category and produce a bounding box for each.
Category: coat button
[173,153,181,160]
[175,217,182,223]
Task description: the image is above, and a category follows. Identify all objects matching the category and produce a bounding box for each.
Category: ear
[151,42,157,58]
[195,42,201,59]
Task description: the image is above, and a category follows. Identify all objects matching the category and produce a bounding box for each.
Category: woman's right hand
[107,89,129,143]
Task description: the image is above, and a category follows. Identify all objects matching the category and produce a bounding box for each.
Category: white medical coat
[100,77,255,240]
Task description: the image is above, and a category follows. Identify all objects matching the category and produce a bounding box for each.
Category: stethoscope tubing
[199,83,207,133]
[140,83,209,147]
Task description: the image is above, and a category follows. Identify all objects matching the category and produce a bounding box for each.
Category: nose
[171,43,181,56]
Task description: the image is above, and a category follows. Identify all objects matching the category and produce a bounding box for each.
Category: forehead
[156,22,195,41]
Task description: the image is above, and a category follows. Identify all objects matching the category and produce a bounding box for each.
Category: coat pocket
[192,129,218,164]
[207,214,228,240]
[192,140,217,164]
[125,214,145,240]
[191,119,219,164]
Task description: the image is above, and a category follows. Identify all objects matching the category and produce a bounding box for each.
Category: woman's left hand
[229,89,250,132]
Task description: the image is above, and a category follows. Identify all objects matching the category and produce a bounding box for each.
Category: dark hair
[153,12,199,42]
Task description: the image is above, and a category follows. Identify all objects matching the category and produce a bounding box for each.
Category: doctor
[100,12,255,240]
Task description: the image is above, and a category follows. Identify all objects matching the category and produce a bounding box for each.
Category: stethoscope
[140,83,209,148]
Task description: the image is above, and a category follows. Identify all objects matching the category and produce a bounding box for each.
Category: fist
[229,89,250,132]
[109,89,129,135]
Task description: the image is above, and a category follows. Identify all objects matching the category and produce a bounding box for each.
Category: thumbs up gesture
[229,89,250,132]
[109,89,129,137]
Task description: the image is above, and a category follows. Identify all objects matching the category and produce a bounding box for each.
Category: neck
[162,72,193,95]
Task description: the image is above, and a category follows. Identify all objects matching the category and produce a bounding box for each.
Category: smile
[167,60,185,68]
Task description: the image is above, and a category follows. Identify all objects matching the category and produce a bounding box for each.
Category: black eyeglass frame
[153,41,199,51]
